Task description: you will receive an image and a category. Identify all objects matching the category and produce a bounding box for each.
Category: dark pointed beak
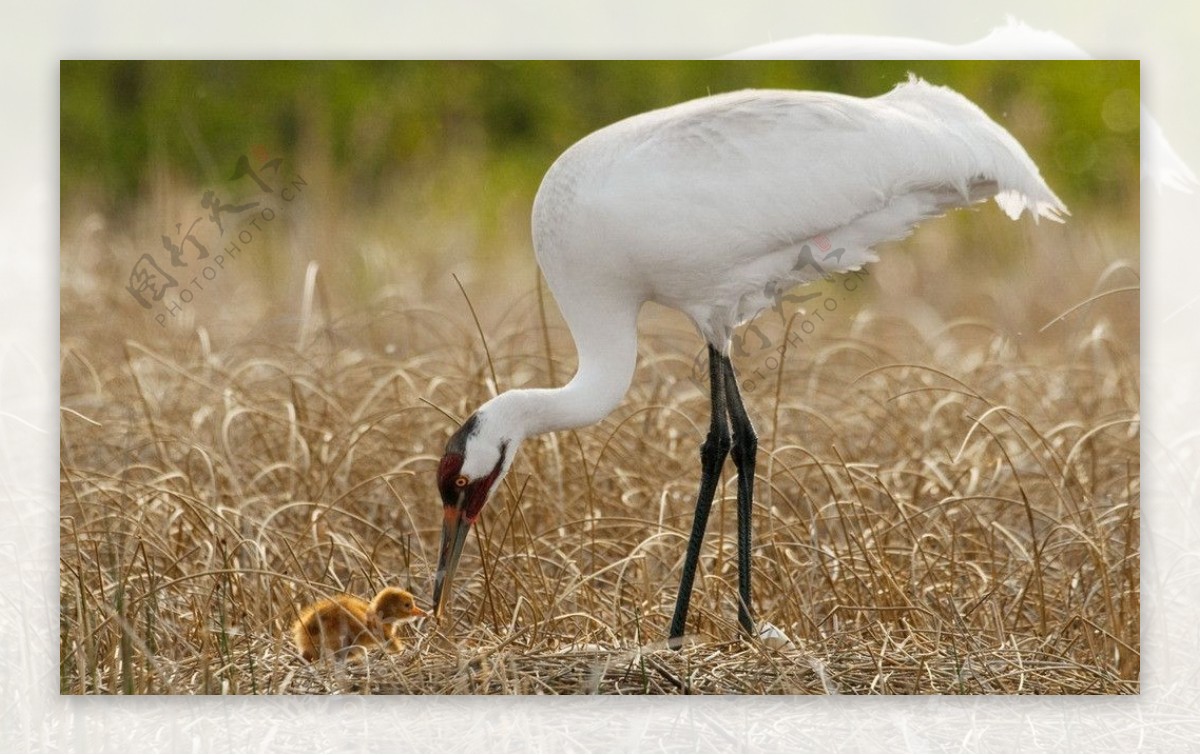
[433,503,471,619]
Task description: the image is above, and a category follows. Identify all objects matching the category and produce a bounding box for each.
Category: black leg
[722,357,757,638]
[668,344,731,646]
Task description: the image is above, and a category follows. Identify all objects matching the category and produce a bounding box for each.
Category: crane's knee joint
[700,429,731,465]
[730,429,756,466]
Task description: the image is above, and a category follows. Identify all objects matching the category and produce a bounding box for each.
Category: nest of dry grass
[258,625,1137,695]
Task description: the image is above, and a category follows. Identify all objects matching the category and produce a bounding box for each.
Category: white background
[3,1,1197,751]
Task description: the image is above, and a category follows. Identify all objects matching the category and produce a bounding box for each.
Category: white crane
[431,76,1067,644]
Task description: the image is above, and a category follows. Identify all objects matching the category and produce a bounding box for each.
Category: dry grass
[59,209,1139,695]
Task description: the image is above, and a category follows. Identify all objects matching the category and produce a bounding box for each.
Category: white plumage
[534,77,1064,348]
[431,77,1066,638]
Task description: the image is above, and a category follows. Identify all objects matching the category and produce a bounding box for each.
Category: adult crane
[431,76,1066,644]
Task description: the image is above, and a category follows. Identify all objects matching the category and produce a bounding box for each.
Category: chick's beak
[432,503,471,619]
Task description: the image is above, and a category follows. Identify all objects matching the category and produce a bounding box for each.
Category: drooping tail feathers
[883,75,1069,223]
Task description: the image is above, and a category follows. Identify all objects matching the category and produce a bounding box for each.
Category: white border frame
[6,1,1197,751]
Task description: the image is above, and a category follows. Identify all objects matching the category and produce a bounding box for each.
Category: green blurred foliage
[62,60,1138,216]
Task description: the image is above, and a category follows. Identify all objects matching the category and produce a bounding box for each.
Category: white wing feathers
[880,77,1067,223]
[534,77,1067,341]
[577,77,1066,263]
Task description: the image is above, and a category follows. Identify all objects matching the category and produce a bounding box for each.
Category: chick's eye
[454,475,469,488]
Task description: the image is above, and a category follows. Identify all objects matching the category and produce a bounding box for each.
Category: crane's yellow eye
[454,475,469,488]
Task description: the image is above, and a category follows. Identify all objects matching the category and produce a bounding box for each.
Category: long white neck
[476,292,642,442]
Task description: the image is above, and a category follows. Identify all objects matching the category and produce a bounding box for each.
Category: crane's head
[432,411,514,619]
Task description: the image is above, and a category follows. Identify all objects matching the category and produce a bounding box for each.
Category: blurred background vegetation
[60,60,1138,339]
[62,60,1138,209]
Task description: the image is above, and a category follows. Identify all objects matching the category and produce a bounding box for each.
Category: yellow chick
[292,587,426,662]
[367,586,428,652]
